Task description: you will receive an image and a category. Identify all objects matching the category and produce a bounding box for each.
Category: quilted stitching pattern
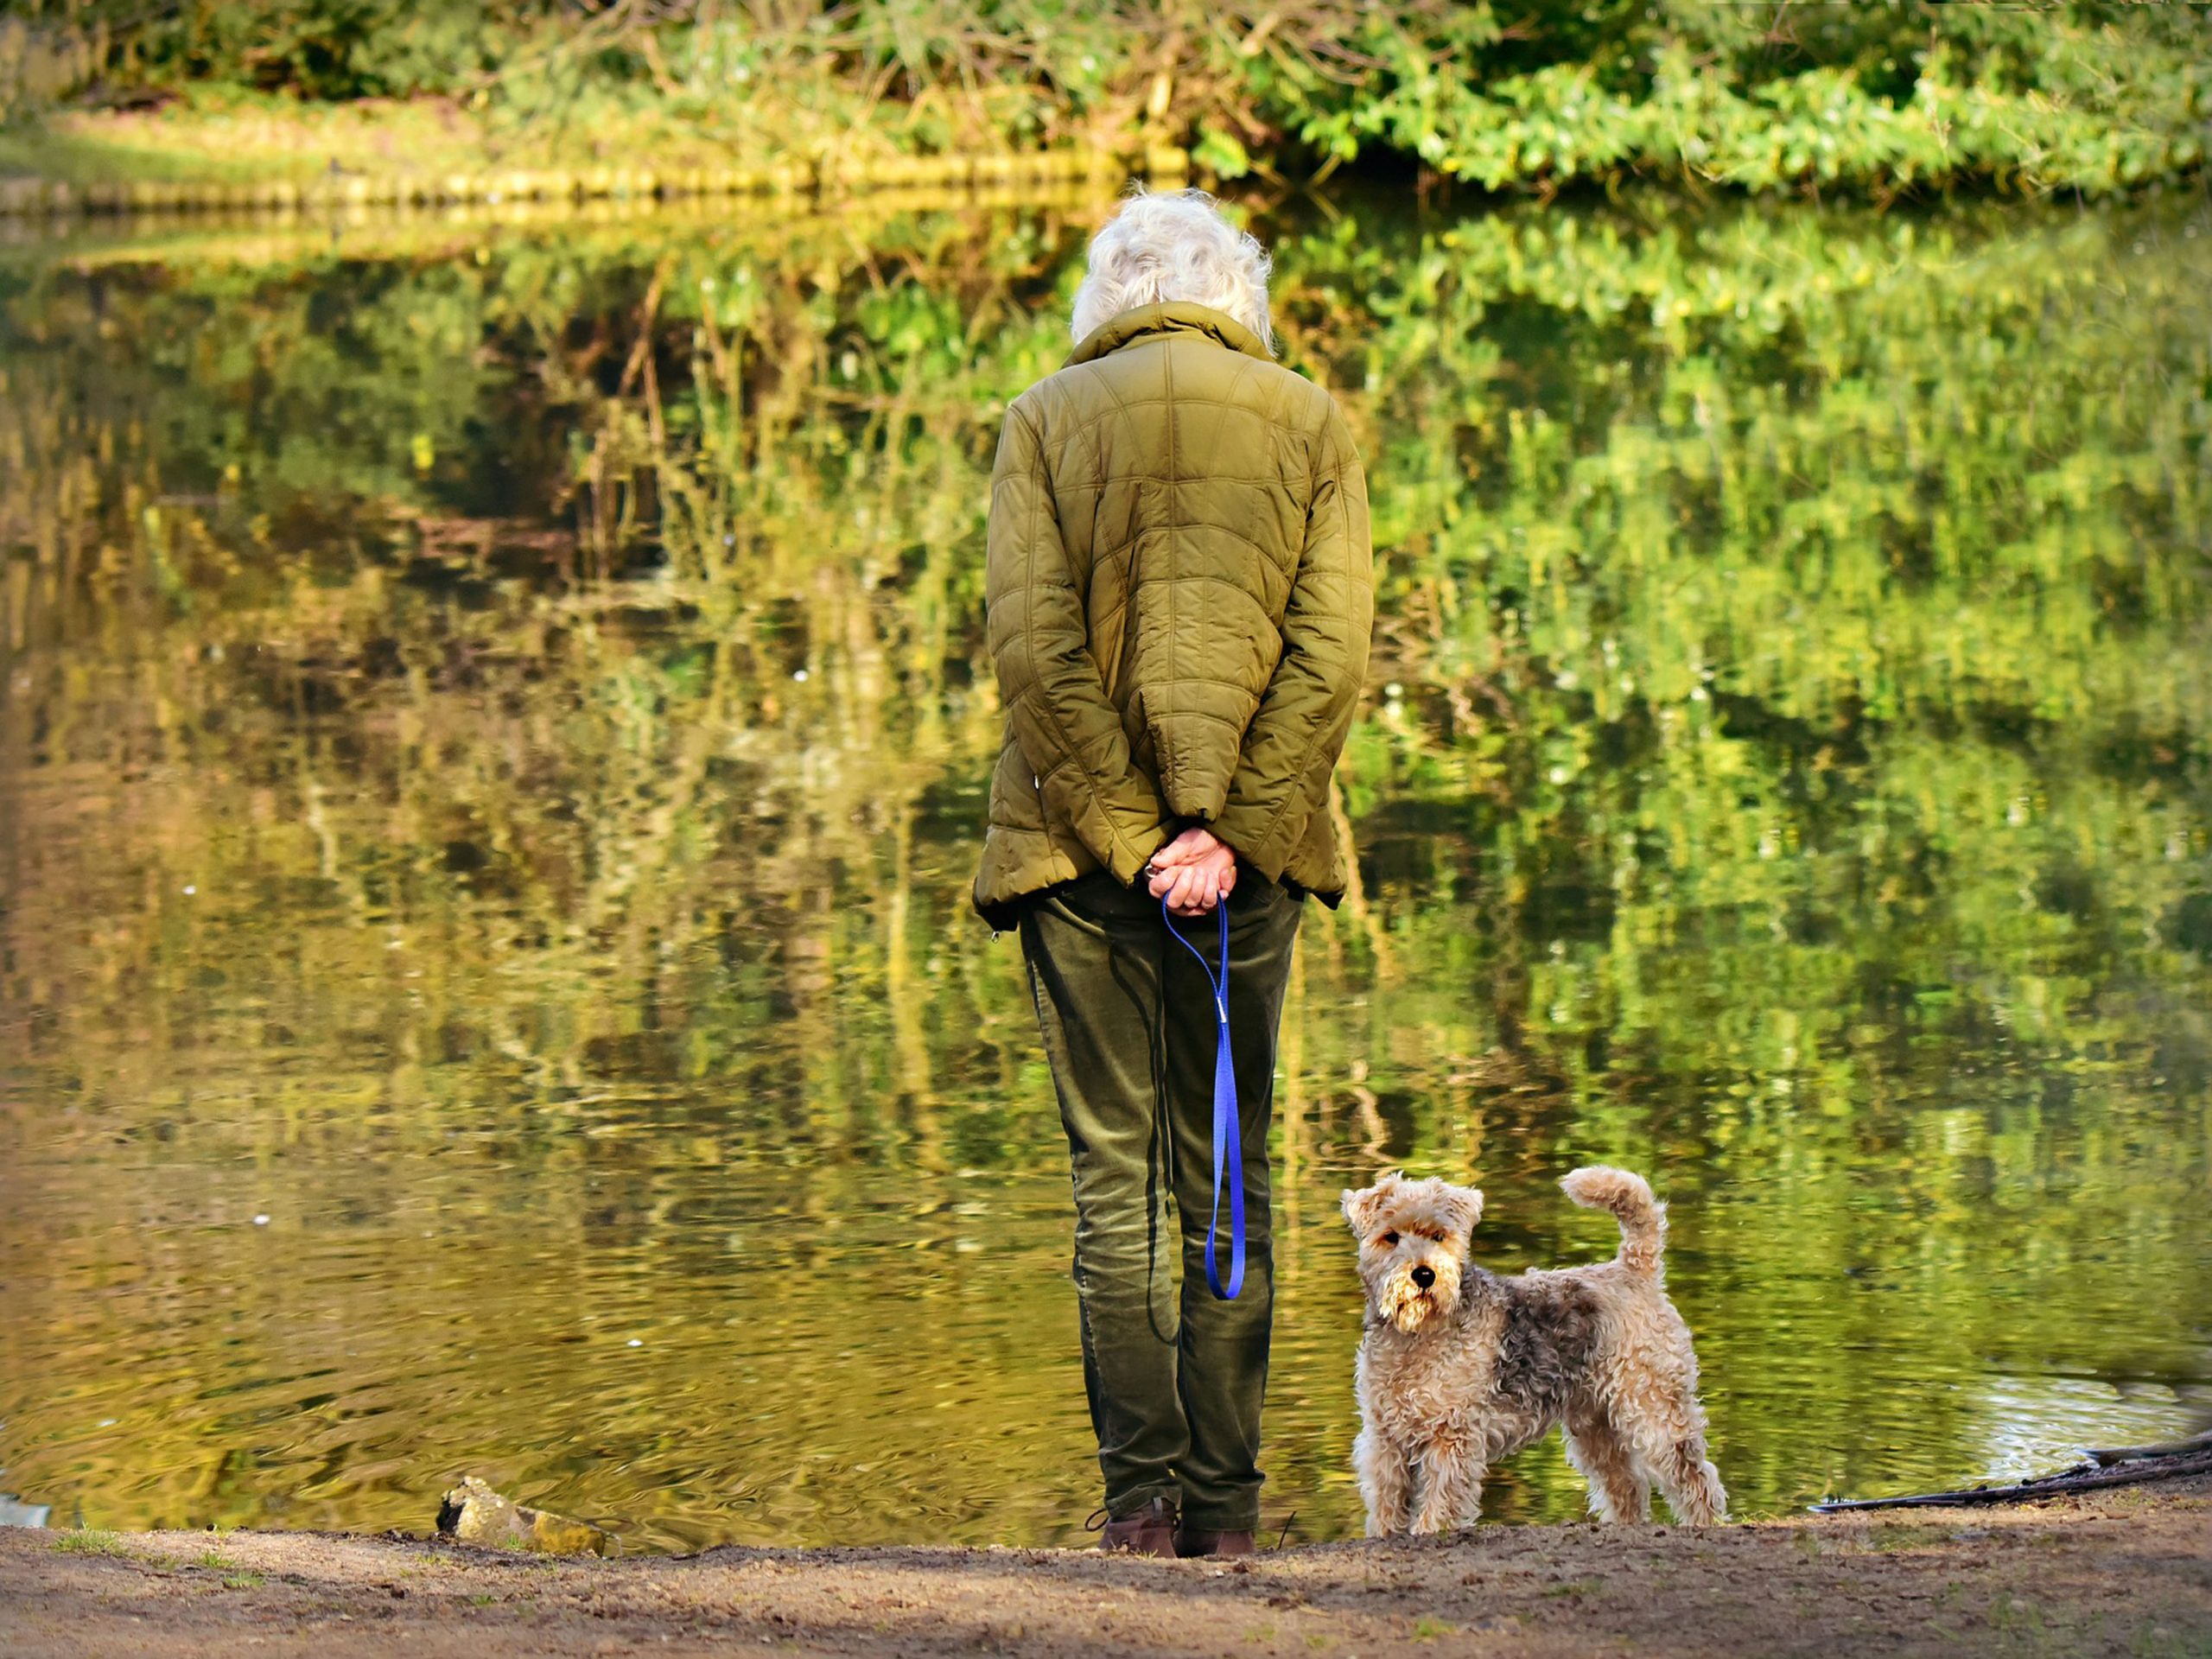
[974,302,1375,924]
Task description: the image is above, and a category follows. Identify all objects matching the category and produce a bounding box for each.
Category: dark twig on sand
[1812,1433,2212,1514]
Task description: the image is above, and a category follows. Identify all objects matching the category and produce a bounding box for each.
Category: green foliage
[0,10,105,123]
[12,2,2204,194]
[83,0,535,99]
[1292,2,2208,194]
[1190,122,1252,181]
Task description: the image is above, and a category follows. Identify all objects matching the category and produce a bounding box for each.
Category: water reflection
[0,187,2207,1549]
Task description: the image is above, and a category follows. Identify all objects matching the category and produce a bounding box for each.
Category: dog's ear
[1340,1170,1402,1236]
[1442,1184,1484,1239]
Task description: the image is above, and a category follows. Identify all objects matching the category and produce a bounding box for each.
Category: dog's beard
[1376,1259,1459,1332]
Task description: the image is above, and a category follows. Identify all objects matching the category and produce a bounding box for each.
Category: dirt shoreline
[4,1478,2207,1657]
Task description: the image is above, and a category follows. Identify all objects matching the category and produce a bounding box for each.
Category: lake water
[1,186,2207,1552]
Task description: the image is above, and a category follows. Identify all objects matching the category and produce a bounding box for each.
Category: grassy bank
[1,2,2203,201]
[0,121,1184,216]
[0,76,1190,214]
[0,82,1187,206]
[3,1478,2209,1657]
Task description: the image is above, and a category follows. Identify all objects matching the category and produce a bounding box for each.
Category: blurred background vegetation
[0,0,2204,193]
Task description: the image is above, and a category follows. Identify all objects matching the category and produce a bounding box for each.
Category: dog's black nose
[1410,1265,1435,1289]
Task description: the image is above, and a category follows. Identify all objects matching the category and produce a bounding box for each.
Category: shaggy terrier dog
[1342,1166,1726,1535]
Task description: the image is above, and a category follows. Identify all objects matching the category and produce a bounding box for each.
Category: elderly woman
[973,189,1373,1557]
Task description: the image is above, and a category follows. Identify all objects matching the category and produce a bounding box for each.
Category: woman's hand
[1146,827,1238,918]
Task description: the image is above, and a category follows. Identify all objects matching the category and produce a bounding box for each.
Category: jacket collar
[1066,302,1273,368]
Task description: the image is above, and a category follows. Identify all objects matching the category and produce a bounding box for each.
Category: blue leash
[1161,894,1243,1300]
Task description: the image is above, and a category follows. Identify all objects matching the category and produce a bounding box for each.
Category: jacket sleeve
[986,400,1172,884]
[1211,403,1375,881]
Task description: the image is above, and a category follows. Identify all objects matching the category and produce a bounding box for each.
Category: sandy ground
[3,1479,2207,1658]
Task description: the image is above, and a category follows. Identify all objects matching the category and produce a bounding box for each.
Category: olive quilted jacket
[973,301,1374,925]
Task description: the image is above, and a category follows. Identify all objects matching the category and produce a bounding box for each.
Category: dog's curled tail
[1560,1166,1666,1276]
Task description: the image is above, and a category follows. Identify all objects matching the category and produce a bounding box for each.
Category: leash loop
[1161,893,1243,1300]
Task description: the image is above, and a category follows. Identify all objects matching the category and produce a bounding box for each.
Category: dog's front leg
[1409,1437,1482,1535]
[1354,1425,1414,1537]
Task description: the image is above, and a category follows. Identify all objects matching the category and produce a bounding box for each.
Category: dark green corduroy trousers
[1018,868,1302,1531]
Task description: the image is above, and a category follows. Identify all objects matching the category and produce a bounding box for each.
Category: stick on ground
[1813,1439,2212,1513]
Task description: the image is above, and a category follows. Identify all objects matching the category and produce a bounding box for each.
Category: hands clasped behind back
[1147,826,1238,916]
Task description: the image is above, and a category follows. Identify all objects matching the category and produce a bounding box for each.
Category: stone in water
[435,1477,615,1557]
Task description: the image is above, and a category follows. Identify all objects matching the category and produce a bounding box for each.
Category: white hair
[1070,187,1274,353]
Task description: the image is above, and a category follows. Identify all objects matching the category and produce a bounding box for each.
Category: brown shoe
[1175,1526,1257,1558]
[1091,1497,1179,1557]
